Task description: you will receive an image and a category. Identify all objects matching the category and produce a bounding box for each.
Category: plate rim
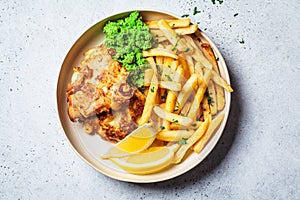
[56,9,231,183]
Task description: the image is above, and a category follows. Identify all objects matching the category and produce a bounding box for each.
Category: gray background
[1,0,299,199]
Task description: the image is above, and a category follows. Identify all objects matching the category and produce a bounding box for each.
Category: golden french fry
[208,80,217,115]
[156,130,194,142]
[193,114,224,153]
[175,74,198,112]
[144,69,154,86]
[187,69,211,120]
[180,101,192,116]
[184,36,213,70]
[194,61,204,85]
[173,118,210,164]
[155,56,164,65]
[174,24,198,35]
[153,106,193,127]
[146,18,191,29]
[146,57,155,65]
[143,48,178,59]
[216,85,225,111]
[185,55,195,75]
[163,61,182,130]
[170,121,203,130]
[199,43,226,111]
[211,70,233,92]
[199,43,219,72]
[202,96,211,121]
[166,18,191,28]
[150,29,165,37]
[157,20,188,52]
[138,66,159,126]
[158,81,181,91]
[161,57,174,130]
[178,56,190,79]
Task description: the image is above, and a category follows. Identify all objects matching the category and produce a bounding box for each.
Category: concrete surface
[0,0,299,199]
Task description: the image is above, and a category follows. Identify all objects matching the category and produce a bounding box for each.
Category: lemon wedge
[101,124,156,159]
[110,146,174,174]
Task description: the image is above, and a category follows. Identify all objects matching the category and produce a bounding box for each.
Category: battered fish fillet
[66,45,145,142]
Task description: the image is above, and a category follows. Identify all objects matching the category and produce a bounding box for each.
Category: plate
[56,10,231,183]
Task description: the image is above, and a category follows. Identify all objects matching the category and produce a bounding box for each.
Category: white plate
[56,10,231,183]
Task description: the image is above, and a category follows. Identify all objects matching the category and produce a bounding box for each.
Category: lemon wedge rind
[110,147,174,175]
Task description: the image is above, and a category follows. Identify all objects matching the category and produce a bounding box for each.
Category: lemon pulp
[101,124,156,158]
[117,127,154,152]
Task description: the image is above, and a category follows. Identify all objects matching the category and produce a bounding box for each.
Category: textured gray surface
[0,0,300,199]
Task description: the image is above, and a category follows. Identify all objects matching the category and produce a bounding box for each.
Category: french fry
[162,59,179,130]
[207,80,217,115]
[166,18,191,28]
[185,55,195,75]
[193,114,224,153]
[178,56,190,79]
[170,121,203,130]
[174,24,198,35]
[194,61,204,85]
[175,74,198,112]
[200,43,226,111]
[146,18,191,29]
[173,65,185,85]
[211,70,233,92]
[173,118,210,163]
[138,66,159,126]
[200,43,219,73]
[157,19,188,52]
[153,106,193,127]
[187,70,211,120]
[184,36,213,70]
[202,96,211,120]
[180,101,192,116]
[156,130,194,142]
[155,56,164,65]
[158,81,181,91]
[144,69,154,86]
[150,29,165,37]
[143,48,178,59]
[160,57,173,81]
[146,57,155,65]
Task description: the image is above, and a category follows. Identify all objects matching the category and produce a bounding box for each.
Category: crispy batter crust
[66,45,145,142]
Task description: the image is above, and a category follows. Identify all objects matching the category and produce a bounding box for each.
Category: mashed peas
[103,11,153,88]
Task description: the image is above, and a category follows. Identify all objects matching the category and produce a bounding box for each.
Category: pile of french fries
[138,18,233,163]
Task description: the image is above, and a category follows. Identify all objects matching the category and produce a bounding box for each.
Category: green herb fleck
[205,91,214,105]
[178,138,188,145]
[181,14,189,18]
[160,126,165,130]
[239,39,245,44]
[171,23,175,27]
[165,74,172,81]
[174,102,180,111]
[161,90,167,100]
[180,113,185,116]
[192,123,197,127]
[216,57,219,61]
[234,13,239,17]
[150,86,155,92]
[172,119,179,123]
[184,47,190,52]
[211,0,223,4]
[193,7,201,15]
